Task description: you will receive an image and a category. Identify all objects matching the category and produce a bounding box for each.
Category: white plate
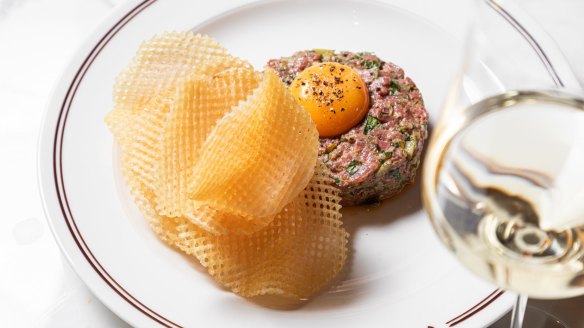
[38,0,516,327]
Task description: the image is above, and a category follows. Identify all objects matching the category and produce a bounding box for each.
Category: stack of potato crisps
[105,32,348,300]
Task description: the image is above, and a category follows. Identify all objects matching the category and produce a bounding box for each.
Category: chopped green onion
[363,115,381,135]
[389,169,402,180]
[346,160,362,175]
[390,80,401,93]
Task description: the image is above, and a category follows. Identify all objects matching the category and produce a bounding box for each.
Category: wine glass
[421,0,584,327]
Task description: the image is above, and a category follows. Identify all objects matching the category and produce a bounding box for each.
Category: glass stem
[510,294,528,328]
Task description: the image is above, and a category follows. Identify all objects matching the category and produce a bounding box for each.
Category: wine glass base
[490,305,567,328]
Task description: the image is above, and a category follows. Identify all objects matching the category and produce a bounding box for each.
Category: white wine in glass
[422,0,584,327]
[423,90,584,297]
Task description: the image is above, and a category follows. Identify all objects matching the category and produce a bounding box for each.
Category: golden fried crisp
[151,163,348,299]
[188,69,319,220]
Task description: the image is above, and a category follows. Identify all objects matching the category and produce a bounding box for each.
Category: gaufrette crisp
[188,69,319,222]
[154,69,261,219]
[113,32,250,114]
[150,163,348,299]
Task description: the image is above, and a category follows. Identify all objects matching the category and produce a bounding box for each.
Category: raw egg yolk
[290,62,369,137]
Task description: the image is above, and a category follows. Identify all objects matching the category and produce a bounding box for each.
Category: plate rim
[37,1,175,327]
[37,0,518,327]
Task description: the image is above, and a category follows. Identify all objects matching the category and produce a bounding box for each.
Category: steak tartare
[267,50,428,205]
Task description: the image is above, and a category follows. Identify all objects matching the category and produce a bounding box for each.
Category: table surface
[1,0,583,327]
